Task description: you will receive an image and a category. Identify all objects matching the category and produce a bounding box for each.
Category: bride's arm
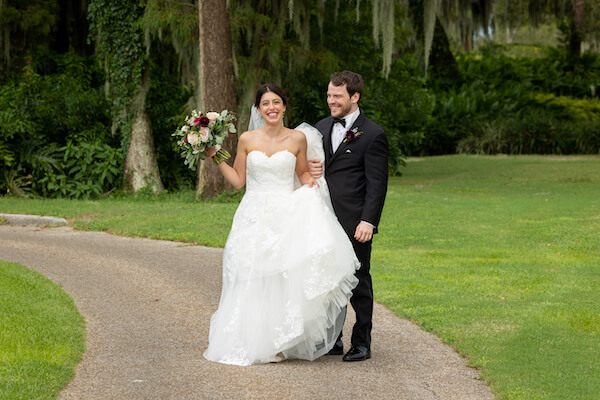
[212,133,249,189]
[294,133,318,188]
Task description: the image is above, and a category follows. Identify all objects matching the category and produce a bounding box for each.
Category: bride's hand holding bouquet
[172,109,237,170]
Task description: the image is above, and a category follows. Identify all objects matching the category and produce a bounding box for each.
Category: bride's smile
[259,92,285,123]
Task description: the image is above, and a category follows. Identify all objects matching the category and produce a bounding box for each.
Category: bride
[203,83,359,366]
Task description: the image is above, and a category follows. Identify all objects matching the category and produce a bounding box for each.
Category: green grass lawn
[0,190,240,247]
[376,155,599,400]
[0,261,85,400]
[1,155,599,399]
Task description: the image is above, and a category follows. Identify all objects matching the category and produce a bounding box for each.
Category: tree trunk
[196,0,238,199]
[124,70,164,194]
[408,0,425,70]
[409,0,457,78]
[569,0,585,57]
[55,0,93,56]
[505,24,511,43]
[461,24,473,51]
[429,18,458,80]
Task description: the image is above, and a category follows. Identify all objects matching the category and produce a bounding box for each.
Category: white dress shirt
[332,108,360,153]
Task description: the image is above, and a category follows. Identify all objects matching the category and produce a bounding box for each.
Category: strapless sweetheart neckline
[248,149,296,159]
[204,125,359,366]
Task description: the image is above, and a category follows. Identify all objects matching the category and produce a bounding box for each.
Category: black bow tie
[333,117,346,127]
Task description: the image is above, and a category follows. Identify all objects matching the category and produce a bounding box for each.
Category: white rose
[199,127,210,143]
[206,112,220,122]
[187,133,200,146]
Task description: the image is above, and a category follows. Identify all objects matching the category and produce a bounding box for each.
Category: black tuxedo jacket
[316,112,388,237]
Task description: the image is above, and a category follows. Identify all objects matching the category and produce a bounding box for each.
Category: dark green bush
[457,109,600,155]
[361,58,435,173]
[38,141,123,199]
[285,52,432,174]
[529,48,600,98]
[424,46,600,156]
[146,56,197,192]
[0,53,119,197]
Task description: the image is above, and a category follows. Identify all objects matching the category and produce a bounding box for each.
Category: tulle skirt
[203,185,359,366]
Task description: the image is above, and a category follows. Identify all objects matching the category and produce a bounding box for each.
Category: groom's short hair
[330,71,364,101]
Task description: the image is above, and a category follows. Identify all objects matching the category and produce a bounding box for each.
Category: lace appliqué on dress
[204,148,359,366]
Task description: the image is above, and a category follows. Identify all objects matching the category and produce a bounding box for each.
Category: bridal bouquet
[172,109,237,170]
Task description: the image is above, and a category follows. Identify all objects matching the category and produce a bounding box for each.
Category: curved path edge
[0,224,494,400]
[1,213,68,227]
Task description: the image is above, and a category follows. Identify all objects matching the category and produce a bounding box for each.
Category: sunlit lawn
[375,155,600,400]
[0,261,85,400]
[1,155,599,400]
[1,190,240,247]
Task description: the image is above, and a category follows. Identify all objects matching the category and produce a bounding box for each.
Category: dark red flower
[193,116,210,127]
[342,128,363,143]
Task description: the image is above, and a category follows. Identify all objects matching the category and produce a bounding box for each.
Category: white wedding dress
[204,124,359,366]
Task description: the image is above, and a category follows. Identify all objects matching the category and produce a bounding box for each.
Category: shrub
[424,46,600,156]
[457,110,600,155]
[0,54,119,197]
[362,58,435,173]
[38,141,123,199]
[146,58,197,192]
[535,93,600,120]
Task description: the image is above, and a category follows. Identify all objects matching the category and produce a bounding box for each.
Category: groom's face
[327,82,359,119]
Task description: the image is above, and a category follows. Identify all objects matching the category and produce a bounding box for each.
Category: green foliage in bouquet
[172,110,237,171]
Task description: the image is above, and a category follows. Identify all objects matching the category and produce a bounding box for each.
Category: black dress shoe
[343,346,371,362]
[327,339,344,355]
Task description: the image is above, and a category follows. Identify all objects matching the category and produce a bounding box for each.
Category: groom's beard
[329,100,353,119]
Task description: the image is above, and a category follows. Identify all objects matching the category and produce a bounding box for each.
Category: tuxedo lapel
[328,112,366,165]
[322,119,335,163]
[350,112,366,133]
[330,138,346,164]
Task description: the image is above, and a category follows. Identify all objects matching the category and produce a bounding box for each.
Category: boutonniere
[343,127,363,143]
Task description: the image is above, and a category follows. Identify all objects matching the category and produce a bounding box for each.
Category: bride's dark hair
[254,83,287,107]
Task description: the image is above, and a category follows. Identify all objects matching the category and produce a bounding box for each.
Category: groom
[309,70,388,361]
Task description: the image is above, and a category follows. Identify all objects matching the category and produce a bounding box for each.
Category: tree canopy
[0,0,599,198]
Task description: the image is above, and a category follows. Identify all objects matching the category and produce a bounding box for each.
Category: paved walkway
[0,224,494,399]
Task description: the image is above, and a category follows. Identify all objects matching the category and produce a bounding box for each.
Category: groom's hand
[354,222,374,243]
[308,159,323,179]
